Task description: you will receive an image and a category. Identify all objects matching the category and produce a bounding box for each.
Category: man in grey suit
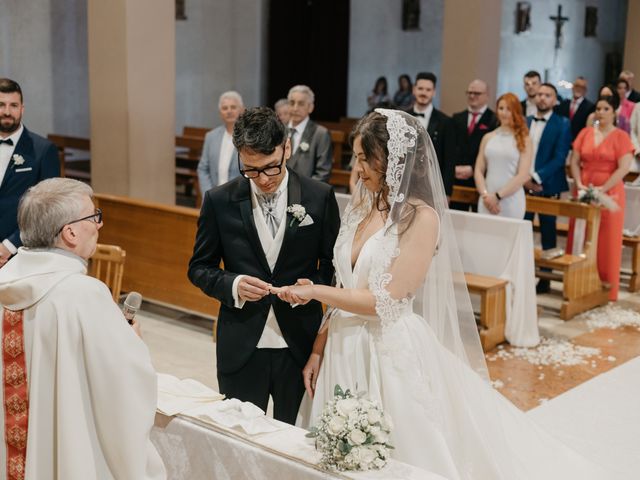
[286,85,333,183]
[197,91,245,192]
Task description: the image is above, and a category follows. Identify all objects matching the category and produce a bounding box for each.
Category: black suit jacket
[451,109,498,188]
[556,98,595,140]
[0,127,59,247]
[188,169,340,374]
[411,109,455,195]
[628,90,640,103]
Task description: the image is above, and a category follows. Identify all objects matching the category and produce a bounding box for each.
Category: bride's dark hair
[350,111,430,235]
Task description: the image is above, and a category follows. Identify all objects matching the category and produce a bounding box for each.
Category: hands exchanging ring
[270,279,314,306]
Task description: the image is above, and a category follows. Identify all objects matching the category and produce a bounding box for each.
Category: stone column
[624,0,640,76]
[439,0,503,115]
[87,0,175,204]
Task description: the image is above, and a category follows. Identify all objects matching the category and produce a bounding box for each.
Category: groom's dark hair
[233,106,287,155]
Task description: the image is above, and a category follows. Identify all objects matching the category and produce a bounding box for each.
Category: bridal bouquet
[306,385,393,471]
[576,185,620,212]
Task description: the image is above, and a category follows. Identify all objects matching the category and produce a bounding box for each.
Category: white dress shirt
[413,104,433,131]
[231,172,289,349]
[1,124,24,254]
[217,130,235,186]
[529,110,552,183]
[525,98,537,117]
[289,116,310,154]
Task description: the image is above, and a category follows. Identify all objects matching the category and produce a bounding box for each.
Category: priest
[0,178,165,480]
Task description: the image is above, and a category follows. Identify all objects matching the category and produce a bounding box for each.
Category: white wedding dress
[298,217,611,479]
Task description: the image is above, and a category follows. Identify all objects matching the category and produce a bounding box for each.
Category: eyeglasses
[466,91,486,97]
[237,145,286,179]
[56,208,102,235]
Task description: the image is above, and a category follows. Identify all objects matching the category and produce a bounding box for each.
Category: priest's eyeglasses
[237,145,285,179]
[57,208,103,235]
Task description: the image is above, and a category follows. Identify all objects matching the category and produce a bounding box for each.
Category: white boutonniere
[299,141,310,152]
[12,154,25,166]
[287,204,307,227]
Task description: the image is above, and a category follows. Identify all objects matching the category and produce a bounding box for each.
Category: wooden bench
[182,126,210,139]
[465,273,508,351]
[525,196,608,319]
[47,134,91,180]
[175,135,204,207]
[328,129,351,190]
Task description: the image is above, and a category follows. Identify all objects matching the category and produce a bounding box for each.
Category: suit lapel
[0,129,32,190]
[536,114,557,168]
[288,120,317,169]
[272,170,301,276]
[233,179,271,274]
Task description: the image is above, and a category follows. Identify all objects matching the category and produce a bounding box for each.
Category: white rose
[336,398,359,416]
[299,141,310,152]
[360,446,377,465]
[373,429,389,444]
[373,457,386,469]
[380,414,393,431]
[349,429,367,445]
[367,408,381,424]
[328,416,346,434]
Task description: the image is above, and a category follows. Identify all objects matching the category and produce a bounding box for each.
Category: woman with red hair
[474,93,532,218]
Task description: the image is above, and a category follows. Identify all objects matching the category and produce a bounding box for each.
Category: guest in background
[392,74,414,111]
[620,70,640,103]
[274,98,290,125]
[451,79,498,211]
[567,95,634,301]
[587,85,635,133]
[521,70,541,117]
[615,78,636,133]
[287,85,333,182]
[410,71,455,197]
[631,102,640,170]
[557,76,595,140]
[0,178,166,479]
[524,83,572,293]
[475,93,532,219]
[367,76,391,111]
[0,78,60,268]
[197,91,244,193]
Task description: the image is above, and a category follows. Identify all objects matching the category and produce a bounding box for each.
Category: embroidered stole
[2,308,28,480]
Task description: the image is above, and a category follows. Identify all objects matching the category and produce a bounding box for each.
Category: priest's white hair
[18,178,93,248]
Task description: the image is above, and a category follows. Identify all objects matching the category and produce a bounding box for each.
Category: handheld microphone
[123,291,142,325]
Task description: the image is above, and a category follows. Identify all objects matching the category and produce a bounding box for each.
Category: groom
[188,107,340,424]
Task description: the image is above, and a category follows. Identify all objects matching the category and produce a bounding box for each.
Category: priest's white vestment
[0,248,166,480]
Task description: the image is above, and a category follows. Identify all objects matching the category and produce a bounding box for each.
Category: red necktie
[468,112,480,135]
[569,100,577,120]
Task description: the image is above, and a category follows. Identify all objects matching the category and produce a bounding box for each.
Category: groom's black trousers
[217,347,305,425]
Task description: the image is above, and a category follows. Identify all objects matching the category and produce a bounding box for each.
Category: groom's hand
[237,276,271,302]
[302,352,323,399]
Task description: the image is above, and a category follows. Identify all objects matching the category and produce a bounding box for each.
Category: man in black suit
[521,70,541,117]
[620,70,640,103]
[451,79,498,211]
[0,78,59,267]
[410,72,455,197]
[556,76,595,140]
[188,107,340,424]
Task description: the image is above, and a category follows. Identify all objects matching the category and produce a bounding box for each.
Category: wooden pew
[465,273,508,351]
[328,129,351,190]
[94,194,219,319]
[182,126,210,139]
[175,135,204,207]
[47,134,91,180]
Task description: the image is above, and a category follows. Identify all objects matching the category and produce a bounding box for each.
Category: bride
[272,109,610,479]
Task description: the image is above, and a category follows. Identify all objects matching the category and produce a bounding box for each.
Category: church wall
[497,0,628,103]
[347,0,445,118]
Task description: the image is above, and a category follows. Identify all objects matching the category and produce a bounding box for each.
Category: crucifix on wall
[549,5,569,50]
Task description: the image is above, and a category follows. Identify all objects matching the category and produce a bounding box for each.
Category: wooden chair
[175,135,205,207]
[182,126,211,139]
[88,244,126,302]
[465,273,508,351]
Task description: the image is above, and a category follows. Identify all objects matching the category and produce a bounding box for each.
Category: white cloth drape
[624,185,640,236]
[450,210,539,347]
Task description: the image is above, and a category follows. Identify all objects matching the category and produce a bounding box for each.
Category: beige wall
[624,0,640,77]
[88,0,175,204]
[440,0,503,115]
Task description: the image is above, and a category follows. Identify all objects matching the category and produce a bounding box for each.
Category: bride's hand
[270,282,315,305]
[302,352,323,398]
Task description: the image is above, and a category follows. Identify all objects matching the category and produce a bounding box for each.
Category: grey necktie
[258,191,282,237]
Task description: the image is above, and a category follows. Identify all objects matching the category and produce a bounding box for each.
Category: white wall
[175,0,267,131]
[497,0,628,101]
[347,0,445,117]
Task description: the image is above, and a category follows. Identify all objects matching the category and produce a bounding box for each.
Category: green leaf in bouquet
[334,384,344,397]
[364,434,374,445]
[338,439,351,455]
